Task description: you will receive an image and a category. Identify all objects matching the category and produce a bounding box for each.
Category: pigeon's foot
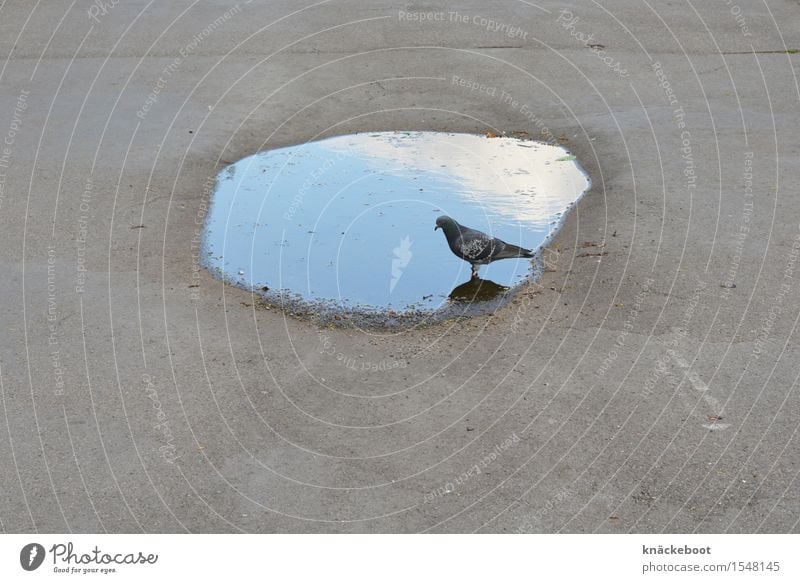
[470,265,479,278]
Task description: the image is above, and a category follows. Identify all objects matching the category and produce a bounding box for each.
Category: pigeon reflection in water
[449,278,509,303]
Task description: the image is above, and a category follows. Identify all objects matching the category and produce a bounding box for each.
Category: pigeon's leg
[471,264,479,279]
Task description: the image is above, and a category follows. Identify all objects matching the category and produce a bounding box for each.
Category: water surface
[201,131,590,323]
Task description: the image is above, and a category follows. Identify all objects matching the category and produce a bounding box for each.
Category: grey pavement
[0,0,798,532]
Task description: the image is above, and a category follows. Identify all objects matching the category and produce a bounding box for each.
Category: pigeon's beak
[434,225,440,231]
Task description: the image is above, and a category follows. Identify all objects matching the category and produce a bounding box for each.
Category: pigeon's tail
[497,243,535,259]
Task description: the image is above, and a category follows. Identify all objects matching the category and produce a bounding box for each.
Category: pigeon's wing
[456,226,534,261]
[456,228,500,262]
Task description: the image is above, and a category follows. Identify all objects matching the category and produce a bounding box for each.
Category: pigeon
[435,215,534,278]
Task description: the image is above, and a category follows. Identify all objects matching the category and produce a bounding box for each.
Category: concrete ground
[0,0,798,533]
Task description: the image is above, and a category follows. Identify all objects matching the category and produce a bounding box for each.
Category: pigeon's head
[435,215,456,232]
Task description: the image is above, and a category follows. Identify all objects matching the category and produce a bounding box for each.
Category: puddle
[201,131,590,326]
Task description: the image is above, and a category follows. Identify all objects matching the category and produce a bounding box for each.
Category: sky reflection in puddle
[201,131,590,317]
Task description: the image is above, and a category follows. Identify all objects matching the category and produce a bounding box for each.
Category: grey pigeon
[435,215,534,278]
